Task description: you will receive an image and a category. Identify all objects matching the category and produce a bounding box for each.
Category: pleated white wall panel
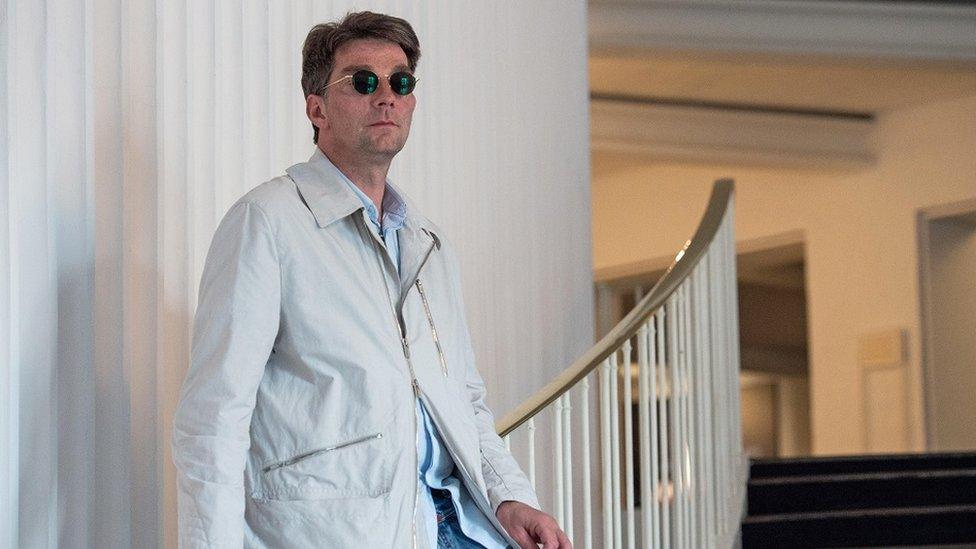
[0,3,11,544]
[2,1,591,546]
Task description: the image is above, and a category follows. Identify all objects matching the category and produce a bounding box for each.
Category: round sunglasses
[323,70,418,96]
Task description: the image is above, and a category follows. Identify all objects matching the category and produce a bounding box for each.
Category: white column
[0,2,592,547]
[6,1,57,546]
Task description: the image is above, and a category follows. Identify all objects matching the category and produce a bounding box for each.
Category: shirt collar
[339,170,407,232]
[286,148,418,235]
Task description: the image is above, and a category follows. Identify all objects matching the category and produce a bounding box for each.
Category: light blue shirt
[336,166,507,549]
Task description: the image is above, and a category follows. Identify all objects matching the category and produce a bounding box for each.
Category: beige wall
[592,94,976,455]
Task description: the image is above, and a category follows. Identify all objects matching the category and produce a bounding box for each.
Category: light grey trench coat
[172,149,539,548]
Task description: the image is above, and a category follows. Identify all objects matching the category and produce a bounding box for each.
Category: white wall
[1,1,592,547]
[592,94,976,456]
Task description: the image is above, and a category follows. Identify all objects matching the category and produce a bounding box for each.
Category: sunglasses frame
[322,70,418,96]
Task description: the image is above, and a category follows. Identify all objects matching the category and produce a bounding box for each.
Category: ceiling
[590,48,976,115]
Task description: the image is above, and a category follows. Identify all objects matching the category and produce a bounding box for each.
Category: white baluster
[691,264,708,547]
[657,307,670,549]
[703,250,716,547]
[600,359,613,549]
[555,396,564,529]
[609,350,622,548]
[728,217,742,536]
[504,434,510,452]
[563,393,574,542]
[727,213,746,519]
[637,323,653,548]
[724,216,746,518]
[716,236,729,538]
[528,417,536,490]
[668,296,683,548]
[622,339,635,549]
[721,222,731,537]
[708,244,721,542]
[680,282,693,549]
[678,283,690,549]
[581,377,592,549]
[649,314,661,549]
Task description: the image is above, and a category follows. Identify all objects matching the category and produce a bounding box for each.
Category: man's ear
[306,94,328,131]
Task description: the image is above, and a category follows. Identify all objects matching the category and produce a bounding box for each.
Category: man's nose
[373,78,396,107]
[371,79,398,107]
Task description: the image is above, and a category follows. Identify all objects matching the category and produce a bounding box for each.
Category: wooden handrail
[497,179,734,437]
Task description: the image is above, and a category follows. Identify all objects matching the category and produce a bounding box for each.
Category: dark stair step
[751,452,976,479]
[742,504,976,548]
[748,469,976,515]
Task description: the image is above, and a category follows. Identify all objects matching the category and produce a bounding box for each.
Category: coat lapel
[285,148,442,300]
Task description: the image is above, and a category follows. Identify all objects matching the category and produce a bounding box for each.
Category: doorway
[736,238,811,458]
[594,233,813,458]
[919,199,976,452]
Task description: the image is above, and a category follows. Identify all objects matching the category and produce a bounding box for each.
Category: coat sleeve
[172,201,281,548]
[444,245,541,514]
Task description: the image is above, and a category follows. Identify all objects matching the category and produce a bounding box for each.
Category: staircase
[742,452,976,547]
[497,180,746,548]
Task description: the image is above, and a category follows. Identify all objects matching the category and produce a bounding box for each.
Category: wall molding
[589,0,976,61]
[594,229,807,285]
[591,98,876,169]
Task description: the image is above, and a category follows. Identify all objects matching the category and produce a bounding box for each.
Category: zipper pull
[401,336,410,359]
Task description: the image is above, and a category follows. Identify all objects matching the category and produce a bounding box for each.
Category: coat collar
[286,148,438,240]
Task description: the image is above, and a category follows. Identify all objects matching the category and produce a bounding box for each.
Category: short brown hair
[302,11,421,143]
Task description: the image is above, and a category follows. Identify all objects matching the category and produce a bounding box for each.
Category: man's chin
[361,139,407,159]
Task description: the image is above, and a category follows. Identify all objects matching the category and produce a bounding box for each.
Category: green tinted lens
[352,70,379,94]
[389,72,416,95]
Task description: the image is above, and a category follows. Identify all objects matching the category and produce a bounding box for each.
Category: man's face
[315,39,416,163]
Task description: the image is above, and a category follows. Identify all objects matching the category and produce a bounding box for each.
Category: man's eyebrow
[337,64,372,75]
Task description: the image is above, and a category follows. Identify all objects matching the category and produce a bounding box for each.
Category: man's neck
[318,144,390,219]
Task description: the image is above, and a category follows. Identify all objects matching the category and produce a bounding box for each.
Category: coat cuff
[488,484,541,515]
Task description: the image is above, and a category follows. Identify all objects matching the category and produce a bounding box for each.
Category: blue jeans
[432,488,485,549]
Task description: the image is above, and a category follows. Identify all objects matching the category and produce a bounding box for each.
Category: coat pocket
[254,430,392,501]
[261,432,383,473]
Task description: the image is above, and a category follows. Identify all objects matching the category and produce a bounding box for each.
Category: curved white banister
[498,180,745,548]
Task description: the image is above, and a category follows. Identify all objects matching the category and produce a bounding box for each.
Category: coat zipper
[416,392,518,546]
[395,318,423,549]
[358,214,438,549]
[415,279,449,377]
[390,240,437,549]
[261,432,383,473]
[359,217,512,545]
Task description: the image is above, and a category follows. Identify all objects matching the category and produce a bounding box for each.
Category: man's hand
[496,500,572,549]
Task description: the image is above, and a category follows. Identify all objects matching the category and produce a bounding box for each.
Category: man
[172,11,571,549]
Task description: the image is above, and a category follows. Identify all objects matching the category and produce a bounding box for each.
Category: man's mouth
[369,121,398,127]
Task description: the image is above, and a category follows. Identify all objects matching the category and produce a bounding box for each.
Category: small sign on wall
[860,328,910,453]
